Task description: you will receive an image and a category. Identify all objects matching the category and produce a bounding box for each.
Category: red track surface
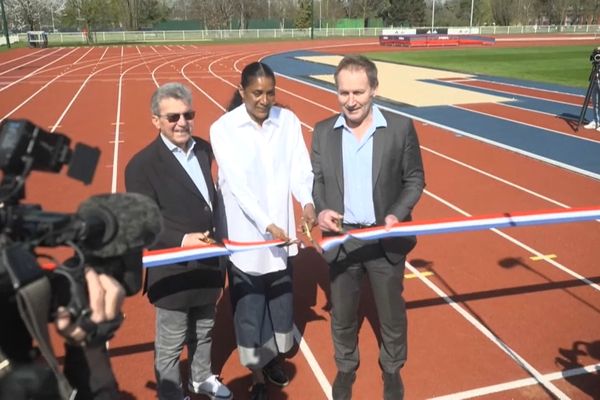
[1,37,599,400]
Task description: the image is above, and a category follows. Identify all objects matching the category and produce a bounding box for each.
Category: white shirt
[210,104,314,275]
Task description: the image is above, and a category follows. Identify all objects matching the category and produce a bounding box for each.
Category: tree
[577,0,600,24]
[273,0,296,28]
[350,0,388,21]
[137,0,169,28]
[189,0,233,29]
[490,0,517,25]
[4,0,43,31]
[62,0,119,34]
[382,0,426,27]
[294,0,312,28]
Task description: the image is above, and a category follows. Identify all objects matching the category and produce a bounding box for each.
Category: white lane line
[0,47,79,93]
[50,48,140,137]
[449,78,583,107]
[0,48,63,76]
[405,261,570,399]
[451,104,596,143]
[429,362,600,399]
[111,47,126,193]
[426,189,600,292]
[420,146,570,208]
[0,48,44,68]
[497,36,598,42]
[382,102,600,181]
[72,47,95,65]
[293,326,333,400]
[0,47,171,122]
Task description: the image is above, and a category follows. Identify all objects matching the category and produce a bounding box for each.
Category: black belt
[342,223,376,230]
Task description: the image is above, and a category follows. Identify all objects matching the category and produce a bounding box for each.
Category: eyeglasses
[158,111,196,123]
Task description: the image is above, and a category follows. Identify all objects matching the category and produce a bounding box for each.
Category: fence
[9,24,600,46]
[0,34,20,46]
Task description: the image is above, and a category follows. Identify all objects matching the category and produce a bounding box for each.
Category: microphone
[75,193,162,295]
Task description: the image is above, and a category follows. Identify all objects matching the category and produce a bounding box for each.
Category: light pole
[431,0,435,33]
[319,0,322,29]
[51,4,56,32]
[310,0,314,39]
[469,0,475,31]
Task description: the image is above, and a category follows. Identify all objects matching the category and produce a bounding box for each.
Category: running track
[0,37,599,400]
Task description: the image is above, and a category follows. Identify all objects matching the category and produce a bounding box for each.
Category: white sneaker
[584,121,598,129]
[188,375,232,400]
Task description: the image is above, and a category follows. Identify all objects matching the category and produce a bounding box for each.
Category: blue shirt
[334,105,387,225]
[160,134,212,210]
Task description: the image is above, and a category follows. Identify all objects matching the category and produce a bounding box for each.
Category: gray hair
[334,55,379,89]
[151,82,193,115]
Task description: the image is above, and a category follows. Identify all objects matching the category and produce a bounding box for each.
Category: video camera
[590,47,600,64]
[0,119,162,399]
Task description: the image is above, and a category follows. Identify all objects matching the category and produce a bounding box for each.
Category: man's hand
[55,268,125,344]
[384,214,399,231]
[318,209,343,232]
[182,231,216,246]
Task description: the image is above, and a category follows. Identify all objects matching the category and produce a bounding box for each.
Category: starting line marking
[405,271,433,279]
[530,254,557,261]
[429,362,600,399]
[405,263,570,399]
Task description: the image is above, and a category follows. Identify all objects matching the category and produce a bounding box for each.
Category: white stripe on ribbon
[143,206,600,268]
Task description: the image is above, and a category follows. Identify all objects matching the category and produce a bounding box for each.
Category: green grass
[367,45,596,88]
[0,42,27,51]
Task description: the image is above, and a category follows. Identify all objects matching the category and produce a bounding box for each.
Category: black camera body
[0,119,100,294]
[590,47,600,64]
[0,119,161,400]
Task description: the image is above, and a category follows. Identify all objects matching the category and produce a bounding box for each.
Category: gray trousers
[155,305,216,400]
[329,239,407,374]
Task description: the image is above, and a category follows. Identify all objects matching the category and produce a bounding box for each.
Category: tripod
[576,61,600,131]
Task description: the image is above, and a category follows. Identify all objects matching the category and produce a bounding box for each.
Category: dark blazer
[125,135,225,310]
[312,109,425,264]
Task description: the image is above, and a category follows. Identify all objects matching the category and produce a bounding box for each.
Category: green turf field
[367,45,596,88]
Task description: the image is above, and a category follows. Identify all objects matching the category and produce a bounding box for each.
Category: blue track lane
[263,51,600,180]
[421,78,587,118]
[404,105,600,175]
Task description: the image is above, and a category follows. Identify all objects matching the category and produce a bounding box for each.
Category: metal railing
[9,25,599,46]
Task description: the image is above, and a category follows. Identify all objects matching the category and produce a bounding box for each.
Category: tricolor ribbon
[142,238,290,268]
[143,206,600,268]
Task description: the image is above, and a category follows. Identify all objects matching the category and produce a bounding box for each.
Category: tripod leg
[577,64,598,131]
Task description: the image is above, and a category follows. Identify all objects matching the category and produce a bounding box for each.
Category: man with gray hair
[125,82,232,400]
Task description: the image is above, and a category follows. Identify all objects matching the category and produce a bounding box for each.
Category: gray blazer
[311,109,425,264]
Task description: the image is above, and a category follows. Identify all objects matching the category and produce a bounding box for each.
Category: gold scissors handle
[301,220,314,242]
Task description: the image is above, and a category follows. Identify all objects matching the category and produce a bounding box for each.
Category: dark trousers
[228,262,294,369]
[329,238,407,374]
